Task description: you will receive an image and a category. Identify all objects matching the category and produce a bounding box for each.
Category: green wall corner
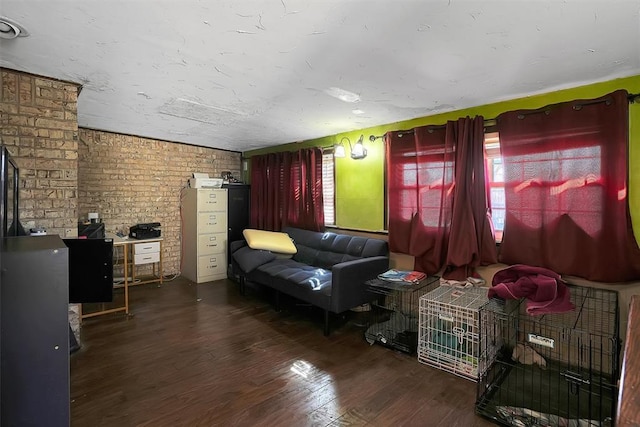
[335,137,385,231]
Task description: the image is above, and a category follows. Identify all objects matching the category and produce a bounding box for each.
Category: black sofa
[232,226,390,335]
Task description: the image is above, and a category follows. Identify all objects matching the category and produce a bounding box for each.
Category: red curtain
[250,147,324,232]
[446,118,498,279]
[386,117,497,277]
[497,89,640,282]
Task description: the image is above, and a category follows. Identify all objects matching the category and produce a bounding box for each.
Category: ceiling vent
[0,16,30,40]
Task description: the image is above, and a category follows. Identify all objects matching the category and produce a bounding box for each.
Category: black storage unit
[223,183,250,281]
[476,285,619,426]
[64,237,114,303]
[1,235,70,427]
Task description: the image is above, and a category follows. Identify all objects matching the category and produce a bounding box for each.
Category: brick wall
[2,68,241,336]
[0,68,80,237]
[2,66,242,278]
[78,129,242,275]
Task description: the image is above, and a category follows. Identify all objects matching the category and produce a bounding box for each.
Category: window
[484,131,605,243]
[485,132,505,241]
[321,152,335,225]
[387,128,600,244]
[386,131,505,242]
[503,143,603,234]
[385,127,455,248]
[396,153,454,227]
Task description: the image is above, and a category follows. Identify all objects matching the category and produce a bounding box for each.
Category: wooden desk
[80,235,163,320]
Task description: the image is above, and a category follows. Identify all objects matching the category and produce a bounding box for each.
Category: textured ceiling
[1,1,639,152]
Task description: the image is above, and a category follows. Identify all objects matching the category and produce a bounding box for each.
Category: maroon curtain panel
[445,117,498,279]
[386,117,496,277]
[250,147,324,232]
[386,125,452,274]
[497,89,640,282]
[250,153,283,231]
[285,148,325,231]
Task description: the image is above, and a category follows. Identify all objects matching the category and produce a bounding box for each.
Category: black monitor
[1,145,25,239]
[63,238,114,303]
[78,222,105,239]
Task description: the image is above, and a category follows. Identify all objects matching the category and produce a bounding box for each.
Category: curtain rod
[371,94,640,139]
[370,118,498,140]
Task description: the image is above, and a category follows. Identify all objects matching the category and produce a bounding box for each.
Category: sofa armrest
[232,245,277,273]
[330,256,389,313]
[230,239,247,254]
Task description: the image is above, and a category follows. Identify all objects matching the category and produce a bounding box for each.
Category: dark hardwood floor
[71,278,495,427]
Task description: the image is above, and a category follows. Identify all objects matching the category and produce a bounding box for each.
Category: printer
[129,222,161,239]
[188,172,223,189]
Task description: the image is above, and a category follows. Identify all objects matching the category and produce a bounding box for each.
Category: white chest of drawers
[133,241,161,265]
[182,188,228,283]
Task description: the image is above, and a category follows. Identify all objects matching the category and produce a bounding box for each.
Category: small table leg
[123,243,130,315]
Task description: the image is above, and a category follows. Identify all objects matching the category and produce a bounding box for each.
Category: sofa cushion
[243,229,297,254]
[284,227,389,270]
[256,259,332,294]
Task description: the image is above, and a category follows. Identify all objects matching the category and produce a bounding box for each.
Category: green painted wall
[245,75,640,234]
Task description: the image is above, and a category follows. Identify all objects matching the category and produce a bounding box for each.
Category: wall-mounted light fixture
[334,134,374,160]
[334,139,347,158]
[350,135,367,160]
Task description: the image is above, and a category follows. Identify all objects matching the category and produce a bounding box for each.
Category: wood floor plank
[70,278,494,427]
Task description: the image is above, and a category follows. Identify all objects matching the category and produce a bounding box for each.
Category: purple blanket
[489,264,574,315]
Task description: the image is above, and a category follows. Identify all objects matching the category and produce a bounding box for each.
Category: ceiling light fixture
[324,87,360,103]
[0,16,30,40]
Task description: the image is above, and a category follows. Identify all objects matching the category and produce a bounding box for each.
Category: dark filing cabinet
[223,183,250,280]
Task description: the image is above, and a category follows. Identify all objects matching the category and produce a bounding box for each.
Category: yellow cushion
[243,229,297,254]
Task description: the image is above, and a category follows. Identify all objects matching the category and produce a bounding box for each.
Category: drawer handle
[142,246,153,250]
[143,257,152,260]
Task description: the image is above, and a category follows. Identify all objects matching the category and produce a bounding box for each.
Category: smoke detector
[0,16,29,40]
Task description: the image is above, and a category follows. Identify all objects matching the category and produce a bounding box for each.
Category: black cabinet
[223,184,250,280]
[1,235,70,427]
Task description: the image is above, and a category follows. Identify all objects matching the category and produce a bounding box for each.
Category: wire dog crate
[418,286,503,381]
[364,276,440,354]
[475,284,619,427]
